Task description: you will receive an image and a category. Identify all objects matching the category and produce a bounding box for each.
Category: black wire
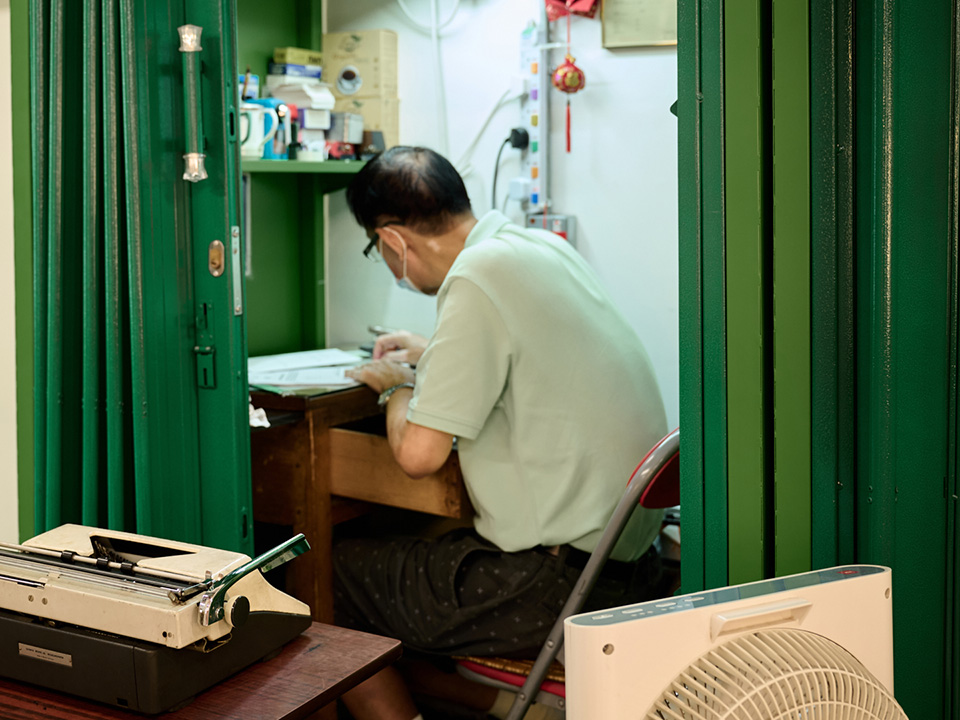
[491,137,511,211]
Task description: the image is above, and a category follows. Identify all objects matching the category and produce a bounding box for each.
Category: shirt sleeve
[407,277,511,440]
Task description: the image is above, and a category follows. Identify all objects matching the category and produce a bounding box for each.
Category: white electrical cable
[395,0,457,155]
[455,88,525,178]
[430,0,449,154]
[395,0,461,32]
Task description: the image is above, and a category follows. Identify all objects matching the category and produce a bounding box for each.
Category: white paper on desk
[249,367,359,387]
[248,348,360,373]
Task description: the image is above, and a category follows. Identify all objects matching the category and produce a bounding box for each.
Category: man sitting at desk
[339,146,667,720]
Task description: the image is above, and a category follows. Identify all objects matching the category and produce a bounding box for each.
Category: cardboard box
[273,46,324,67]
[328,113,365,144]
[322,30,398,98]
[267,61,323,79]
[334,96,399,148]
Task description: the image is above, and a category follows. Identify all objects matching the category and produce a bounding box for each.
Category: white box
[299,128,327,153]
[300,108,331,130]
[333,96,399,148]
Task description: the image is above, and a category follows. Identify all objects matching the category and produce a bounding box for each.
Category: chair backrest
[636,430,680,509]
[501,428,680,720]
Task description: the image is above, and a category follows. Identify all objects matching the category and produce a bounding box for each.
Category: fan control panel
[568,565,888,626]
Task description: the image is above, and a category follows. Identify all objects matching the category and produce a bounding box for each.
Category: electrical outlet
[525,213,577,247]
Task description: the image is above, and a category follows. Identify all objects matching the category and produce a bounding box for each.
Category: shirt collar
[463,210,512,250]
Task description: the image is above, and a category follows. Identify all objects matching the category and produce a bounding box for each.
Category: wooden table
[0,622,401,719]
[250,386,471,622]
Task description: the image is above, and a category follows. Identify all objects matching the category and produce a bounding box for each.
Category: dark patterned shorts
[332,528,662,659]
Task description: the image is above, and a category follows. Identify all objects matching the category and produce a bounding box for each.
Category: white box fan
[564,565,908,719]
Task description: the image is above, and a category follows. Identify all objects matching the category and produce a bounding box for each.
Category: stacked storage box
[323,30,400,149]
[269,47,334,158]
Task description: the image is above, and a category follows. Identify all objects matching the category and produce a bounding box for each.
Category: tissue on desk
[249,400,271,428]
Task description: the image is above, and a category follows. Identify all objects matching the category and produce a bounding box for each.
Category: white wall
[325,0,679,428]
[0,0,19,542]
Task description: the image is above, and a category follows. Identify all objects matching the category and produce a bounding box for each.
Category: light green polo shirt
[407,211,668,561]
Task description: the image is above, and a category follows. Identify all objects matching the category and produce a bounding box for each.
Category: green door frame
[11,0,34,541]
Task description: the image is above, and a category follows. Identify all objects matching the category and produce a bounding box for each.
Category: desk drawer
[329,429,472,519]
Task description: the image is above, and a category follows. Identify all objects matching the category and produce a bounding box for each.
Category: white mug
[239,103,279,159]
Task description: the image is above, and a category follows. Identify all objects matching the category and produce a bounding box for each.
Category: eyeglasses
[362,234,381,261]
[362,221,404,262]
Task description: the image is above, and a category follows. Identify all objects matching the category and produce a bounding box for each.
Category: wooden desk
[0,622,401,720]
[250,386,470,622]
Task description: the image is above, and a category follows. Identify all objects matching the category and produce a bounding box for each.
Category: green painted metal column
[28,0,47,539]
[855,0,955,715]
[723,0,770,585]
[81,0,103,524]
[809,0,856,570]
[948,0,960,707]
[771,0,811,577]
[12,0,35,541]
[678,0,728,593]
[102,0,133,528]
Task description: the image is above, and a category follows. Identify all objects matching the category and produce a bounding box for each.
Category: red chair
[455,428,680,719]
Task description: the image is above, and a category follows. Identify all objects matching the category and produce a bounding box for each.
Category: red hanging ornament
[551,51,584,153]
[549,9,587,153]
[551,54,586,94]
[545,0,599,22]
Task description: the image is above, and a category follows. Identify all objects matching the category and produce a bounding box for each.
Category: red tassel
[566,100,571,153]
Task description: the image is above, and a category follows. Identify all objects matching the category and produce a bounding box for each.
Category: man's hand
[345,359,415,394]
[373,330,429,366]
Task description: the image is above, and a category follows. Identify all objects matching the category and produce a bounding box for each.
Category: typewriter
[0,524,312,713]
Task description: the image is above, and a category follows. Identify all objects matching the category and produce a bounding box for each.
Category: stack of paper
[248,349,362,391]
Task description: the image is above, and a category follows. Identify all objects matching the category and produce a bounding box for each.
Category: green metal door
[27,0,252,553]
[853,1,958,714]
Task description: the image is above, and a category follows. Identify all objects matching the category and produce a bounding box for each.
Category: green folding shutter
[30,0,252,553]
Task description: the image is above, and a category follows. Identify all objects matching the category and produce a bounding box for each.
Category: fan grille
[645,628,907,720]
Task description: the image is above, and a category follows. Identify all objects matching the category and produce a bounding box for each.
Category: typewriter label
[18,643,73,667]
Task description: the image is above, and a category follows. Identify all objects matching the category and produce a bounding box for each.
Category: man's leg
[341,666,421,720]
[402,657,498,710]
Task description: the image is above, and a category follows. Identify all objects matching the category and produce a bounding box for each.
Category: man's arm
[383,387,454,477]
[345,359,454,478]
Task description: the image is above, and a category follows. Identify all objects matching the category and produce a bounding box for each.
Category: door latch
[193,345,216,388]
[195,301,216,388]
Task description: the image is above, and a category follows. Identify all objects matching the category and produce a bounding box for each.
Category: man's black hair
[346,146,472,235]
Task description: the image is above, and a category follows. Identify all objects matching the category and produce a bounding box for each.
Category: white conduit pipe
[430,0,449,154]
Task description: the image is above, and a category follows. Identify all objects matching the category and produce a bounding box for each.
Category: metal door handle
[179,24,207,182]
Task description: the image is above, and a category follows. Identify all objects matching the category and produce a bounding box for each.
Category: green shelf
[241,159,365,195]
[241,159,365,174]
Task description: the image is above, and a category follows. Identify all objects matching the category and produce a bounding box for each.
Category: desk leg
[285,411,334,623]
[252,414,334,624]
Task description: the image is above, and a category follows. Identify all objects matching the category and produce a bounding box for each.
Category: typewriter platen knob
[226,595,250,628]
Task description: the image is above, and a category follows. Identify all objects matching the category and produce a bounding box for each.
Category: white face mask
[396,276,420,293]
[383,228,422,294]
